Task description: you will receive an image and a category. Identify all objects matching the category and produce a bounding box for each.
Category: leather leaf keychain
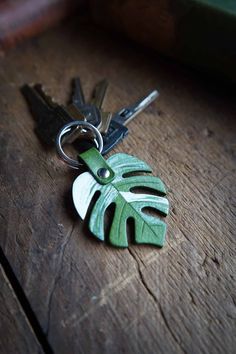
[56,121,169,248]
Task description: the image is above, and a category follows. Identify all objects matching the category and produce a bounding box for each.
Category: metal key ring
[56,120,103,169]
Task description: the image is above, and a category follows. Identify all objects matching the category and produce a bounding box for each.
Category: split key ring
[56,121,103,169]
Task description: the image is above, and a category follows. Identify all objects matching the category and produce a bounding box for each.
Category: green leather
[73,151,169,248]
[79,147,115,185]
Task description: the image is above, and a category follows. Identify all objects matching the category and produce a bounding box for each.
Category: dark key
[21,84,74,144]
[71,78,103,128]
[102,121,128,155]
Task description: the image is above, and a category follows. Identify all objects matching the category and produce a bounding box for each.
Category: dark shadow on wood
[0,247,54,354]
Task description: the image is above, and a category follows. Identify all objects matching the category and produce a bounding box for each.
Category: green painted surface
[198,0,236,14]
[79,147,115,185]
[73,151,169,247]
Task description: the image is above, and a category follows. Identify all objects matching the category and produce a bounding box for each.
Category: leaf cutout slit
[126,217,135,245]
[130,186,166,197]
[84,190,101,224]
[104,203,116,244]
[142,206,166,218]
[122,171,151,178]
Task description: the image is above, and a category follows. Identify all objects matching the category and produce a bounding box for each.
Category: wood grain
[0,18,235,353]
[0,265,43,354]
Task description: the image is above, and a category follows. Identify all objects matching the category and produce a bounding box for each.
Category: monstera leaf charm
[73,149,169,247]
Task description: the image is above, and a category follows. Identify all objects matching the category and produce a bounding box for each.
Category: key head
[66,103,85,120]
[99,111,113,134]
[114,90,159,126]
[102,120,128,155]
[75,104,102,127]
[71,78,108,130]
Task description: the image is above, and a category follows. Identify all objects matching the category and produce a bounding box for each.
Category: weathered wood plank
[0,19,235,354]
[0,264,43,354]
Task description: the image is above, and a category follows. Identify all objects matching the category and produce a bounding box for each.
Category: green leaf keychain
[56,121,169,248]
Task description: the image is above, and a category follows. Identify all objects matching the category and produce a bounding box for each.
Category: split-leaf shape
[72,153,169,247]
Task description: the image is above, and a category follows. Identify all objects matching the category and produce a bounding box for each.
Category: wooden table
[0,18,235,354]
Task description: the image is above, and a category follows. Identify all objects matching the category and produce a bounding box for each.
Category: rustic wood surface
[0,18,235,354]
[0,264,43,353]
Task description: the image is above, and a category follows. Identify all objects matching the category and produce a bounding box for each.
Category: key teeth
[33,84,59,105]
[20,83,37,99]
[20,83,34,91]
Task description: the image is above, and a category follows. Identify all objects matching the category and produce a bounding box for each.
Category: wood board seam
[0,247,54,354]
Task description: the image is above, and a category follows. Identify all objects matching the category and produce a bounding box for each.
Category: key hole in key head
[119,109,132,119]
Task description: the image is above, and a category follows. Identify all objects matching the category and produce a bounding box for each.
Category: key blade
[72,77,85,106]
[21,84,52,110]
[21,84,55,126]
[66,103,85,120]
[98,111,113,134]
[34,84,59,109]
[90,79,108,109]
[114,89,159,125]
